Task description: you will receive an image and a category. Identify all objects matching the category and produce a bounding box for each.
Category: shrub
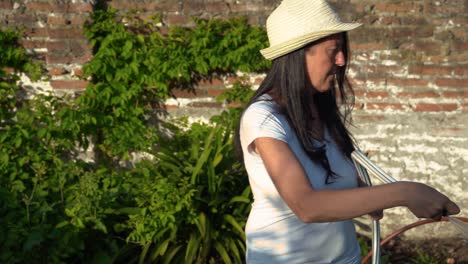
[1,7,267,263]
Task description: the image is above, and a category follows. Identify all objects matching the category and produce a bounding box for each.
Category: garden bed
[360,236,468,264]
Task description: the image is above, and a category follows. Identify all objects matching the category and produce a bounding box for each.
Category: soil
[361,236,468,264]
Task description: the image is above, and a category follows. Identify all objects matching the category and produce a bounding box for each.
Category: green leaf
[223,214,245,238]
[184,233,201,263]
[11,180,25,192]
[214,241,232,264]
[194,212,207,238]
[116,207,144,215]
[138,242,152,264]
[228,196,250,204]
[23,231,44,251]
[162,245,182,264]
[150,238,171,261]
[55,221,70,229]
[191,128,216,184]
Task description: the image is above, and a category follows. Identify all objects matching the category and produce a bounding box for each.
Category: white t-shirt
[240,95,361,263]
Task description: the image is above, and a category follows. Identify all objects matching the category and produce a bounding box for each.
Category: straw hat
[260,0,362,60]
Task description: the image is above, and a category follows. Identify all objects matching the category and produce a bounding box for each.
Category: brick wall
[1,0,467,238]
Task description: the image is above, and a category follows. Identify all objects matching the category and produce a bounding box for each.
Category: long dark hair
[234,32,355,184]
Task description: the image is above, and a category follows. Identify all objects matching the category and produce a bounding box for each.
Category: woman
[236,0,460,263]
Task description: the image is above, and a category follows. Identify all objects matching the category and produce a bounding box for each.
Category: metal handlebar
[351,150,468,264]
[351,150,397,264]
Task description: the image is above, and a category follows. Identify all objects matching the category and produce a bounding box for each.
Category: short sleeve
[240,101,289,154]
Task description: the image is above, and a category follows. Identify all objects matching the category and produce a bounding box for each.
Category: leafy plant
[357,236,390,264]
[216,81,256,106]
[410,249,438,264]
[1,7,267,263]
[120,116,251,264]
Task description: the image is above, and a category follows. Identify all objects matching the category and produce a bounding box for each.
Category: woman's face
[304,34,345,93]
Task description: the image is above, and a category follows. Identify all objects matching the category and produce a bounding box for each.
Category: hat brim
[260,23,362,60]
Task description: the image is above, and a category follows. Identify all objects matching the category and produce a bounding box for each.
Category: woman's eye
[328,48,338,55]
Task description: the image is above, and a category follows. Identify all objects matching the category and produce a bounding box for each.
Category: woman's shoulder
[244,94,279,115]
[242,95,288,130]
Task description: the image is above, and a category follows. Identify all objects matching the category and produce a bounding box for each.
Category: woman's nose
[335,51,346,67]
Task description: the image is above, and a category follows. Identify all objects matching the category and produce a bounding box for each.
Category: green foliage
[0,29,92,263]
[1,8,263,263]
[410,250,438,264]
[79,8,269,164]
[216,81,256,105]
[0,9,450,264]
[119,118,250,264]
[357,236,390,264]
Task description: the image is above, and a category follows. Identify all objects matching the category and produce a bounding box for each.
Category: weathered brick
[445,53,468,63]
[451,28,466,39]
[357,65,406,77]
[397,91,440,99]
[375,3,422,13]
[72,68,84,77]
[442,91,468,99]
[365,103,405,111]
[0,1,13,9]
[349,42,387,50]
[50,80,88,90]
[454,66,468,76]
[399,16,428,26]
[205,2,229,13]
[453,40,468,52]
[26,2,92,13]
[46,41,68,52]
[424,3,462,17]
[20,39,47,49]
[387,78,429,87]
[197,78,224,89]
[164,104,178,110]
[399,41,441,54]
[48,28,85,39]
[228,3,248,13]
[46,54,92,64]
[412,103,458,112]
[24,27,48,38]
[421,55,445,64]
[11,14,37,26]
[47,15,89,26]
[166,13,188,25]
[408,65,453,75]
[348,28,388,43]
[353,90,365,97]
[254,77,263,85]
[430,127,464,137]
[69,40,92,54]
[227,102,242,108]
[463,104,468,113]
[110,1,180,12]
[188,102,222,108]
[377,16,401,25]
[435,78,467,88]
[171,88,201,98]
[362,91,390,99]
[226,76,243,84]
[389,26,433,38]
[48,67,67,75]
[207,88,224,97]
[47,39,91,56]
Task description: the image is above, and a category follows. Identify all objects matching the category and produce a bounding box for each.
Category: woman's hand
[403,182,460,221]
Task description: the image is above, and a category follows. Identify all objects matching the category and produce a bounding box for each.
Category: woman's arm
[357,177,384,220]
[253,137,460,223]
